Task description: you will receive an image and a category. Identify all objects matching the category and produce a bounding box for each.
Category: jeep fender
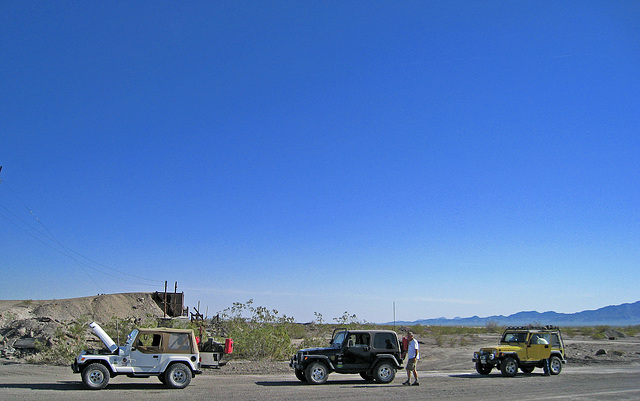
[301,355,335,371]
[550,351,566,363]
[78,359,115,377]
[499,352,520,363]
[164,360,199,377]
[369,354,403,370]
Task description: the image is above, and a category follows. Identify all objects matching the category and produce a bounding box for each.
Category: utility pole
[393,302,396,330]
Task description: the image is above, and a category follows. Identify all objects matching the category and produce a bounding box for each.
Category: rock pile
[0,292,165,359]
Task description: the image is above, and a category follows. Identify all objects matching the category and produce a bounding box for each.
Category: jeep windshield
[125,329,139,346]
[330,331,347,347]
[500,332,527,344]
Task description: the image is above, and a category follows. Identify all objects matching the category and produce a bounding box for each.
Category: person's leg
[404,359,414,384]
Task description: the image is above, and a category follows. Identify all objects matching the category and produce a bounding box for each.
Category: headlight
[488,353,495,360]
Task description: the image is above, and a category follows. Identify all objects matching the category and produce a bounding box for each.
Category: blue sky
[1,1,639,323]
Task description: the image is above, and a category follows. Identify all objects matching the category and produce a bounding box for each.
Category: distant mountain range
[392,301,640,327]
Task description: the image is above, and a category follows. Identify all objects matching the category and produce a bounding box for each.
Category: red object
[224,338,234,354]
[195,336,201,345]
[401,337,409,352]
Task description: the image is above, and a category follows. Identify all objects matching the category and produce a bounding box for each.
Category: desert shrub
[100,315,158,345]
[36,318,91,365]
[591,326,610,339]
[434,334,444,347]
[620,325,640,337]
[332,311,369,328]
[485,320,501,333]
[219,300,297,360]
[299,335,330,349]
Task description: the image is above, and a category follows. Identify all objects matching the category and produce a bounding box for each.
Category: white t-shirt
[407,338,419,359]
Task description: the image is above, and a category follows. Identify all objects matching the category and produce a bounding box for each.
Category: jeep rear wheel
[475,361,492,375]
[164,363,192,389]
[549,356,562,375]
[305,361,329,384]
[81,363,110,390]
[373,361,396,383]
[500,357,518,377]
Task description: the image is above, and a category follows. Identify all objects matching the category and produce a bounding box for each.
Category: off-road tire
[360,371,374,381]
[81,363,110,390]
[548,356,562,375]
[294,369,306,382]
[373,361,396,383]
[305,361,329,384]
[500,357,518,377]
[475,361,492,375]
[520,365,535,374]
[164,363,192,389]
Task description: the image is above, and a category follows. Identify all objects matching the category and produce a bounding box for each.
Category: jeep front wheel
[360,371,374,381]
[500,357,518,377]
[548,356,562,375]
[294,369,306,382]
[373,361,396,383]
[164,363,192,389]
[305,362,329,384]
[475,361,492,375]
[81,363,110,390]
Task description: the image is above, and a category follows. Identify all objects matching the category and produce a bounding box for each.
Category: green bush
[100,315,157,345]
[218,300,297,360]
[36,318,91,365]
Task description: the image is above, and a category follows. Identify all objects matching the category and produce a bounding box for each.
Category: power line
[0,175,166,288]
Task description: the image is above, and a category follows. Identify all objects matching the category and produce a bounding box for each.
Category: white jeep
[71,322,201,389]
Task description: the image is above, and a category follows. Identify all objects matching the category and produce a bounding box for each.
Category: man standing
[403,331,419,386]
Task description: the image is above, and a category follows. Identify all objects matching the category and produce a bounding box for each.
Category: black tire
[305,361,329,384]
[164,363,192,389]
[520,365,535,374]
[475,361,492,375]
[81,363,110,390]
[294,369,306,382]
[548,356,562,375]
[500,357,518,377]
[360,371,374,381]
[373,361,396,383]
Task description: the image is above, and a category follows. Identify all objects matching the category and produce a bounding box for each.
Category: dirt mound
[0,292,164,357]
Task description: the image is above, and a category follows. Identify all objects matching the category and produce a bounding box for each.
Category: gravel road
[1,363,639,401]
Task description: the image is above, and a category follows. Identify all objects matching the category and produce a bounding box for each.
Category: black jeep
[289,328,404,384]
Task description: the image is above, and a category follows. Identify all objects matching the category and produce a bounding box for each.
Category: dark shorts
[406,357,418,371]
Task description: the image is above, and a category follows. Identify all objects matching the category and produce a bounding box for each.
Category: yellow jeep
[472,326,566,377]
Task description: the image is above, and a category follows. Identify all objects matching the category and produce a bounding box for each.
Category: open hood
[89,322,118,353]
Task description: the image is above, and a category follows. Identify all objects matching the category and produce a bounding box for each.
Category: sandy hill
[0,292,164,346]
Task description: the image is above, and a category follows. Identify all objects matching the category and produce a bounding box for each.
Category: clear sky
[1,1,639,323]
